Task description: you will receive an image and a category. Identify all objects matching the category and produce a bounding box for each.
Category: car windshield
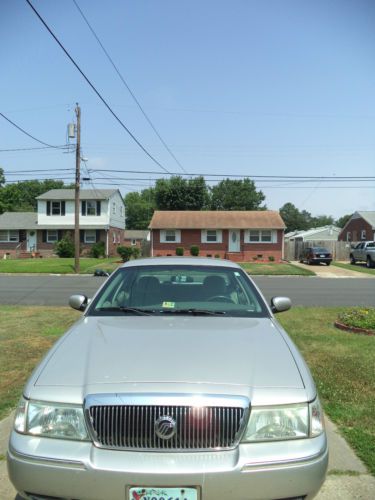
[312,247,329,253]
[89,264,269,317]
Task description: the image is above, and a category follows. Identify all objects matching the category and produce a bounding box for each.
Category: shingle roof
[357,211,375,228]
[124,230,149,239]
[0,212,38,230]
[36,189,118,200]
[149,211,285,229]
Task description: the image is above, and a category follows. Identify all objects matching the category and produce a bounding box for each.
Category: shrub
[176,247,184,256]
[268,255,275,262]
[214,254,221,259]
[54,234,75,258]
[190,245,199,257]
[132,247,141,259]
[90,241,106,258]
[117,246,134,262]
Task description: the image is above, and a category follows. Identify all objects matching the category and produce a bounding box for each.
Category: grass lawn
[332,261,375,276]
[240,262,315,276]
[0,257,120,274]
[0,306,373,475]
[279,307,375,475]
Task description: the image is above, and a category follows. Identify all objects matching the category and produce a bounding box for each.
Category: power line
[0,145,72,152]
[0,111,66,148]
[26,0,171,175]
[72,0,187,174]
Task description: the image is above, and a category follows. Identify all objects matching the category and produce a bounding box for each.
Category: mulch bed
[334,321,375,336]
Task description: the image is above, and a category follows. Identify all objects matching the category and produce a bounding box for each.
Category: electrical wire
[26,0,171,175]
[72,0,187,174]
[0,111,68,148]
[0,145,72,152]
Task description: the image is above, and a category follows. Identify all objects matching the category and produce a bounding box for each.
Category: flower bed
[335,307,375,336]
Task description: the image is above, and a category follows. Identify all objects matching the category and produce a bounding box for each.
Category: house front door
[27,231,37,252]
[228,229,240,252]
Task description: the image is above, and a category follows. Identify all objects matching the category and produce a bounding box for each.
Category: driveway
[1,412,374,499]
[291,261,375,278]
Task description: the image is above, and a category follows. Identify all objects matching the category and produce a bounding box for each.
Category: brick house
[338,211,375,242]
[0,189,125,258]
[123,230,149,249]
[149,210,286,261]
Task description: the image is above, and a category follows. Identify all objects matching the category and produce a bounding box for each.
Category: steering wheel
[207,295,233,303]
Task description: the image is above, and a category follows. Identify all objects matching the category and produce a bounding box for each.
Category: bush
[268,255,275,262]
[117,246,140,262]
[176,247,184,256]
[190,245,199,257]
[90,241,106,258]
[214,254,221,259]
[54,235,75,258]
[117,246,134,262]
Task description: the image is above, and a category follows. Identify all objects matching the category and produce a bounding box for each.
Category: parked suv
[8,257,328,500]
[299,247,332,266]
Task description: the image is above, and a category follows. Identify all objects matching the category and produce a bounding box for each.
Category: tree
[124,188,155,229]
[279,202,311,233]
[311,215,335,227]
[0,167,4,188]
[210,178,266,211]
[0,179,70,214]
[336,214,352,228]
[154,176,209,211]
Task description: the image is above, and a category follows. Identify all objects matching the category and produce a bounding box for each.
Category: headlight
[242,398,324,442]
[14,397,89,441]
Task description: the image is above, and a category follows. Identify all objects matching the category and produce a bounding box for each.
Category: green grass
[0,257,120,274]
[332,262,375,276]
[0,306,374,475]
[279,307,375,475]
[240,262,315,276]
[337,307,375,331]
[0,306,80,421]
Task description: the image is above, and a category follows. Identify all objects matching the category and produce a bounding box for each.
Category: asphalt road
[0,275,374,307]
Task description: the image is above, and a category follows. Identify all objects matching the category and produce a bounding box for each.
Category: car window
[89,265,269,317]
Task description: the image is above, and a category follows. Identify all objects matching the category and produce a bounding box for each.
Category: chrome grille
[85,395,249,451]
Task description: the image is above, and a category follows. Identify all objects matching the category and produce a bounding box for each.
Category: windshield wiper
[96,306,154,316]
[160,308,226,316]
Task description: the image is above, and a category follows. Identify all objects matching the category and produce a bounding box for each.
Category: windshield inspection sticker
[162,301,176,309]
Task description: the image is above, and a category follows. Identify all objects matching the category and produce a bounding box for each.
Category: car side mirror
[271,296,292,314]
[69,294,89,311]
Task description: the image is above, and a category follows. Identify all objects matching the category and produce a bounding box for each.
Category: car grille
[85,395,249,451]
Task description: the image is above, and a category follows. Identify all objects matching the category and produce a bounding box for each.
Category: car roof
[120,256,242,269]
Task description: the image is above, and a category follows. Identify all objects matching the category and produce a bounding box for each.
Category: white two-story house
[0,189,125,257]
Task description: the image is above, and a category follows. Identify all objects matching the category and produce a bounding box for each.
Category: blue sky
[1,0,375,219]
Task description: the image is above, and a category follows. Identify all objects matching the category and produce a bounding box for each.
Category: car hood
[34,316,304,392]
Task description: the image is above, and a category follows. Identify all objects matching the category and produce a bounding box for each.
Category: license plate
[129,487,197,500]
[319,255,326,258]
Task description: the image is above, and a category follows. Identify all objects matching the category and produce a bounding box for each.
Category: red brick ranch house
[149,210,286,262]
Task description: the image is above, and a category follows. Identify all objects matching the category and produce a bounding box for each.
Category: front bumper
[8,431,328,500]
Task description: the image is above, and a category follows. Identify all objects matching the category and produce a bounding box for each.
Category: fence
[284,240,351,262]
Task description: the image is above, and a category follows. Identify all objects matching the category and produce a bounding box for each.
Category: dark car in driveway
[299,247,332,266]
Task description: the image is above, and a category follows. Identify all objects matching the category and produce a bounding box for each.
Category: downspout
[151,229,153,257]
[282,229,285,260]
[106,228,109,257]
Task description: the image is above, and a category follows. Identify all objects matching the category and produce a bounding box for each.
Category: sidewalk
[291,261,375,278]
[1,412,374,499]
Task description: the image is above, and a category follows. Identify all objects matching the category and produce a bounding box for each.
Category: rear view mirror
[271,296,292,314]
[69,294,89,311]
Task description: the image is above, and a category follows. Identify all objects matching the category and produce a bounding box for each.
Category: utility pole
[74,104,81,274]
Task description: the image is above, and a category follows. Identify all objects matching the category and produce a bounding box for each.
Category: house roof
[36,189,119,200]
[149,211,285,229]
[124,230,149,239]
[0,212,38,230]
[357,211,375,229]
[285,225,341,240]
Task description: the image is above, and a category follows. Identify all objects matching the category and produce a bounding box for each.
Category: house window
[246,230,275,243]
[361,230,366,240]
[160,229,181,243]
[52,201,62,215]
[47,230,58,243]
[112,232,116,244]
[131,239,137,246]
[120,206,124,217]
[346,232,352,242]
[0,230,19,242]
[87,201,97,216]
[201,229,222,243]
[84,230,96,244]
[112,202,116,215]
